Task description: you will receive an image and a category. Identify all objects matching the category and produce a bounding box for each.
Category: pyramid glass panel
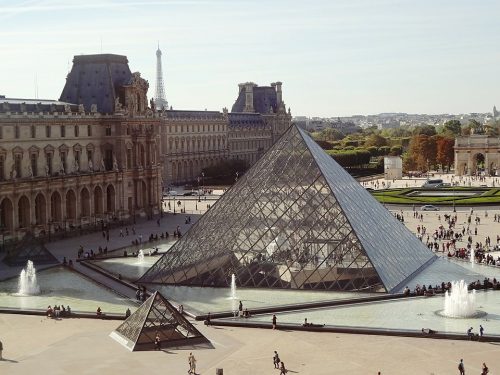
[139,125,437,293]
[111,291,208,351]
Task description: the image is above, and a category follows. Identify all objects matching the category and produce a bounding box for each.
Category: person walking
[154,333,161,351]
[188,352,197,374]
[0,339,3,360]
[481,362,489,375]
[279,361,287,375]
[480,325,484,336]
[273,350,280,369]
[458,359,465,375]
[272,314,277,330]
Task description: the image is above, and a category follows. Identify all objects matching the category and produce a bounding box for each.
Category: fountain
[137,250,145,264]
[229,273,238,311]
[442,280,482,318]
[17,260,41,295]
[470,248,475,264]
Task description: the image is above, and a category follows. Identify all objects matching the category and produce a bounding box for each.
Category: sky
[1,0,499,117]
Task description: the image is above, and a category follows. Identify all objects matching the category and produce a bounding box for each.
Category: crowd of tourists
[46,304,71,318]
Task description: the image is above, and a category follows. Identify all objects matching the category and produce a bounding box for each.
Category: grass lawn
[370,187,500,206]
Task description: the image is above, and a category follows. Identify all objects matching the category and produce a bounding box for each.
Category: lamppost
[0,208,4,252]
[202,172,205,193]
[197,176,201,202]
[235,171,239,183]
[48,218,52,242]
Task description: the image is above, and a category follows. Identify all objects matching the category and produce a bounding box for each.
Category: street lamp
[235,171,239,183]
[202,172,205,193]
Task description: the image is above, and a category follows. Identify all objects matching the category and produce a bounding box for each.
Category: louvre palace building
[0,53,291,241]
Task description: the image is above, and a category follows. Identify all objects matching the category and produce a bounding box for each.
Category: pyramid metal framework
[110,291,208,351]
[140,125,437,293]
[3,232,58,266]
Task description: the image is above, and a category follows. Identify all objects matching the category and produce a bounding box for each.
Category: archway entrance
[474,153,485,174]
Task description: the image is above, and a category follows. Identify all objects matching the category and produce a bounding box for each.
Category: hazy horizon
[1,0,499,117]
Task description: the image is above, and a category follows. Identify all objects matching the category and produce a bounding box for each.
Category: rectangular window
[0,126,2,139]
[46,125,51,138]
[14,154,22,177]
[46,153,53,175]
[87,150,93,164]
[87,125,92,136]
[75,150,81,167]
[60,152,67,173]
[105,126,111,136]
[126,149,132,169]
[126,126,130,135]
[30,154,37,177]
[60,125,66,137]
[15,126,20,139]
[104,150,113,171]
[31,125,36,138]
[0,155,4,180]
[75,125,79,137]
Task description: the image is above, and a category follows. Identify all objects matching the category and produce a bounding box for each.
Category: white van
[422,179,443,188]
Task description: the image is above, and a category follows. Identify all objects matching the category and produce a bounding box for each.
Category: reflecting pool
[151,284,378,314]
[244,291,500,335]
[0,266,137,314]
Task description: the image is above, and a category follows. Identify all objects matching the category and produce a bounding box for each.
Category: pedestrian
[0,339,3,360]
[273,350,280,369]
[272,314,277,330]
[238,300,243,316]
[279,361,287,375]
[480,324,484,336]
[467,327,474,339]
[482,362,489,375]
[188,352,196,374]
[458,359,465,375]
[154,332,161,351]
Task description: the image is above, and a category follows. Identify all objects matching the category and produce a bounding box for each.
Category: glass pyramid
[4,232,58,266]
[110,291,208,351]
[139,125,436,293]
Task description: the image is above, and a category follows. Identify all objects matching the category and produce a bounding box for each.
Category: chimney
[243,82,256,113]
[275,81,282,104]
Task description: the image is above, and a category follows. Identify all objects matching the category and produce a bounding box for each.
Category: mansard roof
[0,98,77,113]
[228,112,266,127]
[59,53,132,114]
[231,86,278,114]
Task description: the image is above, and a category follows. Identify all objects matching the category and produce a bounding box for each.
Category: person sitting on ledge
[403,286,410,296]
[421,328,437,335]
[68,259,73,267]
[66,305,71,315]
[467,327,474,339]
[243,308,250,318]
[46,305,53,318]
[96,307,103,317]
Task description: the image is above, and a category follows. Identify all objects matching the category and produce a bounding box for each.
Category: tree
[412,125,437,137]
[435,136,454,171]
[443,120,462,136]
[364,134,388,148]
[314,128,345,141]
[407,134,437,171]
[390,145,403,156]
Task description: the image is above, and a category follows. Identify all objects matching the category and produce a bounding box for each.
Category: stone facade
[159,81,292,186]
[454,135,500,176]
[0,54,162,241]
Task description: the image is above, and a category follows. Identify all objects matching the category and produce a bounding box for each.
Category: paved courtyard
[1,313,499,375]
[2,183,500,374]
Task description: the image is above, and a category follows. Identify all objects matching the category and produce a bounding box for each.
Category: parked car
[183,191,196,196]
[167,191,178,196]
[421,205,439,211]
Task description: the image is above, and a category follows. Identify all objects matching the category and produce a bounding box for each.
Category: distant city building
[384,156,402,180]
[0,54,162,241]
